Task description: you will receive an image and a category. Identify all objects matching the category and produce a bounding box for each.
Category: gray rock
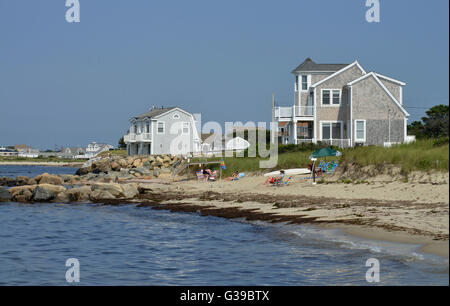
[153,168,160,178]
[0,187,12,202]
[32,186,55,202]
[134,167,151,176]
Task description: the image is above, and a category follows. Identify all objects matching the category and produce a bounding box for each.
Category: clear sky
[0,0,448,149]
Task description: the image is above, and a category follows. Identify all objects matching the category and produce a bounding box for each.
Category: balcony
[274,106,314,119]
[124,133,152,143]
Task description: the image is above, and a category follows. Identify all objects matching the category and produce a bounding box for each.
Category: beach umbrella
[309,148,341,185]
[309,148,342,159]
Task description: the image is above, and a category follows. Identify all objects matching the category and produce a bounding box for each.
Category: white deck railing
[124,133,152,142]
[275,106,314,119]
[320,139,351,148]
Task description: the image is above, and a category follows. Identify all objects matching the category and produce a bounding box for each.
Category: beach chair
[196,171,206,181]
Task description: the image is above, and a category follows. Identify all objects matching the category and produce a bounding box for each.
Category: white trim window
[145,122,150,134]
[157,121,165,134]
[301,75,308,91]
[295,75,299,92]
[320,121,343,140]
[321,89,341,106]
[354,120,366,142]
[182,122,189,134]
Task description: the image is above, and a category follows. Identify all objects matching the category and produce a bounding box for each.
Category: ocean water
[0,165,448,286]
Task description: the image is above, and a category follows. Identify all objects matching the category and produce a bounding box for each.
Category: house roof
[291,58,349,74]
[134,107,176,120]
[201,133,223,144]
[375,73,406,86]
[311,60,366,88]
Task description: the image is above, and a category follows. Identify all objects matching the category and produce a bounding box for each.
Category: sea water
[0,165,448,285]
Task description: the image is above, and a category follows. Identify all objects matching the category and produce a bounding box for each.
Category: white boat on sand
[264,168,311,177]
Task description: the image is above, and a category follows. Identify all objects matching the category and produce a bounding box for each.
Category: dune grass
[198,139,449,176]
[340,139,449,173]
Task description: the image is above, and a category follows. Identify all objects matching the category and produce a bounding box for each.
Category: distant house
[85,142,113,158]
[14,144,39,158]
[61,147,87,159]
[201,133,251,155]
[124,107,202,156]
[273,58,413,147]
[0,147,18,157]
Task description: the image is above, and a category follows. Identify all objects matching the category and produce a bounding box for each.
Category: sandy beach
[123,172,449,257]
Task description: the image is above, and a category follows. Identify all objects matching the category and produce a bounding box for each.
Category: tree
[408,104,449,139]
[118,136,126,149]
[407,121,425,138]
[422,104,449,138]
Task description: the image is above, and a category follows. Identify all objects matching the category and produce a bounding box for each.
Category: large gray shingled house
[273,58,412,147]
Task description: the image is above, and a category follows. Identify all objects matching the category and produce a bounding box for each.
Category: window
[157,121,165,134]
[332,90,340,105]
[322,90,330,105]
[321,89,341,105]
[355,120,366,142]
[133,124,137,134]
[301,75,308,91]
[321,122,342,140]
[145,123,150,133]
[295,75,299,91]
[182,122,189,134]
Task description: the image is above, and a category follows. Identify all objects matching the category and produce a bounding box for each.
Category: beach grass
[198,139,449,176]
[340,139,449,173]
[97,150,127,157]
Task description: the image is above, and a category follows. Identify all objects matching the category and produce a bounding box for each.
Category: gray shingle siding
[351,76,406,145]
[315,65,365,139]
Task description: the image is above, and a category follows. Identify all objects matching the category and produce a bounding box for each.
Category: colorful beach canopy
[309,148,342,159]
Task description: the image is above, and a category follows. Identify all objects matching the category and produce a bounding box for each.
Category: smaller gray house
[124,107,202,156]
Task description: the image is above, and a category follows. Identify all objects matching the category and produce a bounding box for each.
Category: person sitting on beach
[224,171,239,181]
[264,170,285,185]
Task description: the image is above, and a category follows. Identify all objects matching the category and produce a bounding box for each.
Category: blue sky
[0,0,448,149]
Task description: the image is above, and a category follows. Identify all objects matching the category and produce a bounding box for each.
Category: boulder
[121,183,139,199]
[137,185,153,194]
[133,167,151,176]
[132,159,142,168]
[32,186,55,202]
[118,159,128,168]
[76,167,91,176]
[91,183,124,198]
[90,190,116,201]
[66,186,91,202]
[153,168,160,178]
[9,185,37,197]
[36,173,63,185]
[54,191,74,203]
[110,161,121,171]
[0,187,12,202]
[12,187,33,202]
[38,184,66,195]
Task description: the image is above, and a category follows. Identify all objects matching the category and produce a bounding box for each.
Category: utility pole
[271,93,275,144]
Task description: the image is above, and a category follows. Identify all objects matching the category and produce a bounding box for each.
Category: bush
[433,136,449,147]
